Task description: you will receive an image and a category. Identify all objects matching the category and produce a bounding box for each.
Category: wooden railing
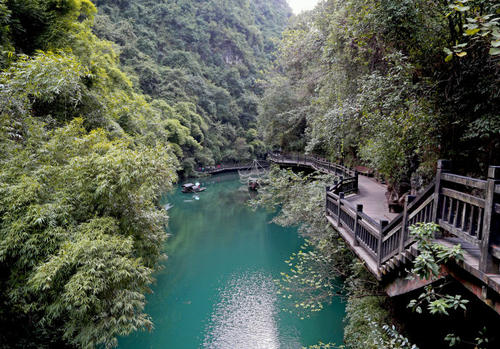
[268,152,358,195]
[270,153,499,275]
[326,160,500,274]
[197,160,269,174]
[379,183,435,264]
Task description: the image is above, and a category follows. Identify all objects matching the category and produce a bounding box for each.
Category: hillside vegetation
[0,0,291,347]
[94,0,292,173]
[260,0,499,192]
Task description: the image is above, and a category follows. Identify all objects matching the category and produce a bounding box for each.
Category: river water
[119,173,345,348]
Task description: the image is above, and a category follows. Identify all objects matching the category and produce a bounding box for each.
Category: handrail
[269,152,358,195]
[270,151,355,176]
[441,173,487,190]
[280,153,499,278]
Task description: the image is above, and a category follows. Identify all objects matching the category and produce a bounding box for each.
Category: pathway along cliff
[118,173,345,348]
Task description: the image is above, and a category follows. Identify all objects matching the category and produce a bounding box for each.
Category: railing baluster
[447,197,453,223]
[461,202,467,231]
[432,160,451,223]
[441,196,447,221]
[337,192,344,227]
[353,204,363,246]
[377,220,389,267]
[399,195,415,253]
[469,206,475,235]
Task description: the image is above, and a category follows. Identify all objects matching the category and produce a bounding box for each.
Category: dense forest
[260,0,499,192]
[93,0,292,174]
[0,0,290,347]
[0,0,499,348]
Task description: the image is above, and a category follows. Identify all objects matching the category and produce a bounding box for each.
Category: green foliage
[93,0,292,166]
[277,241,344,319]
[0,118,177,347]
[1,0,96,56]
[446,1,500,57]
[344,296,418,349]
[409,223,464,280]
[260,0,500,190]
[407,223,469,317]
[0,0,194,346]
[445,327,489,348]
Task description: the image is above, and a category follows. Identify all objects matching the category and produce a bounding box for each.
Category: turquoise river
[119,173,345,348]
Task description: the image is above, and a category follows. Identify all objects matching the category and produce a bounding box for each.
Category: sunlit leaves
[406,223,469,319]
[0,118,177,347]
[446,1,500,58]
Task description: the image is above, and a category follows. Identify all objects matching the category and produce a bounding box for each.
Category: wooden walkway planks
[345,175,398,222]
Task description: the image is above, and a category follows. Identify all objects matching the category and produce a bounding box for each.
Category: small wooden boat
[248,179,259,191]
[182,183,206,193]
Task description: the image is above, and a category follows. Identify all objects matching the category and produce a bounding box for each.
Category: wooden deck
[269,152,500,314]
[345,175,398,222]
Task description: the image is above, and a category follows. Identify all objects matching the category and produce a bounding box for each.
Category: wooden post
[431,160,452,224]
[479,166,500,273]
[399,195,416,253]
[337,192,344,227]
[354,170,359,193]
[353,204,363,246]
[377,220,389,267]
[325,186,330,216]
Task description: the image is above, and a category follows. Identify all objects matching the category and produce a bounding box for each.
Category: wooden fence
[326,160,500,273]
[268,152,359,195]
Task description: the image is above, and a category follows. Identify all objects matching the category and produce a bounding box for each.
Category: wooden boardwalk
[269,152,500,315]
[268,152,396,221]
[196,161,269,175]
[345,175,397,222]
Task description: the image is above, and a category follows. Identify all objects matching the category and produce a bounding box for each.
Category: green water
[119,173,345,349]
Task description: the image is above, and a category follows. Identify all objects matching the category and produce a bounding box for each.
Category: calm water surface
[119,173,345,349]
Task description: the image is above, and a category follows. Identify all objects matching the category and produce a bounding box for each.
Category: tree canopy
[260,0,499,190]
[0,0,292,347]
[93,0,292,171]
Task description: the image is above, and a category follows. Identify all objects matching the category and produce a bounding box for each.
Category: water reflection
[203,272,281,349]
[118,174,344,349]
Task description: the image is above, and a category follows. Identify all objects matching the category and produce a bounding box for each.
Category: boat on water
[182,182,206,193]
[238,159,268,191]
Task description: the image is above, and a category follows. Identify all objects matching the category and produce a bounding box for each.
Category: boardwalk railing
[268,152,358,195]
[327,160,500,274]
[269,152,500,277]
[197,160,269,174]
